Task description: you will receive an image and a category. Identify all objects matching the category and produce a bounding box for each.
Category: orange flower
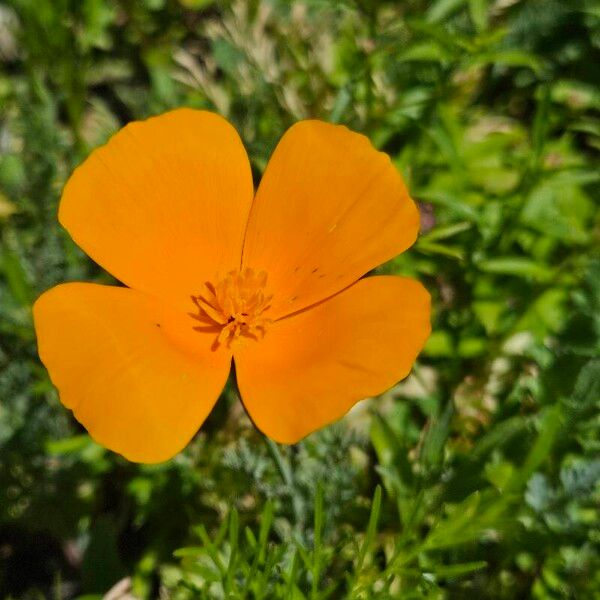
[33,109,431,463]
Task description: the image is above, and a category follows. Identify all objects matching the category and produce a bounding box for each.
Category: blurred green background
[1,0,599,598]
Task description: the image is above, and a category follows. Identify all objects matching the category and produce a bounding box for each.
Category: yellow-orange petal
[241,121,420,318]
[59,109,253,313]
[33,283,231,463]
[234,276,430,444]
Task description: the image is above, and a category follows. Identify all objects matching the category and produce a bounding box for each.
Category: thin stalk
[265,437,304,528]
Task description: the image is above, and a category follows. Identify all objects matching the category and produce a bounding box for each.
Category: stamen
[191,268,273,348]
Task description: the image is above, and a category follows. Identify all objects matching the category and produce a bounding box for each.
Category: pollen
[191,268,273,348]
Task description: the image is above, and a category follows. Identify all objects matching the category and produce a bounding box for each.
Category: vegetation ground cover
[1,1,599,598]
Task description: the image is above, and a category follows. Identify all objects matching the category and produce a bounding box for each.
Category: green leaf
[397,42,453,63]
[416,240,465,260]
[424,492,482,549]
[468,0,488,32]
[46,434,92,455]
[431,560,488,578]
[470,416,531,462]
[0,191,17,220]
[477,257,554,281]
[420,221,472,242]
[329,86,353,123]
[0,236,35,307]
[571,359,600,407]
[417,190,480,222]
[356,485,382,571]
[420,400,454,471]
[426,0,467,23]
[179,0,215,7]
[506,405,563,493]
[423,330,455,357]
[521,177,593,243]
[531,85,552,172]
[564,359,600,425]
[468,50,544,73]
[458,336,487,357]
[473,300,505,334]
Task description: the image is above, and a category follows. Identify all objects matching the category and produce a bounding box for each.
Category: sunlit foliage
[1,0,599,598]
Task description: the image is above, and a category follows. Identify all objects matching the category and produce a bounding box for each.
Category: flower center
[191,268,273,348]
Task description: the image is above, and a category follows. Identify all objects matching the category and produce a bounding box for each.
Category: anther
[190,268,273,348]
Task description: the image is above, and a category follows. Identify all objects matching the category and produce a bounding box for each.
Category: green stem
[265,437,304,529]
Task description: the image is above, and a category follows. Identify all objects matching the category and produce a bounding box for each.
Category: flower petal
[59,109,254,312]
[234,276,430,443]
[242,121,419,318]
[33,283,231,463]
